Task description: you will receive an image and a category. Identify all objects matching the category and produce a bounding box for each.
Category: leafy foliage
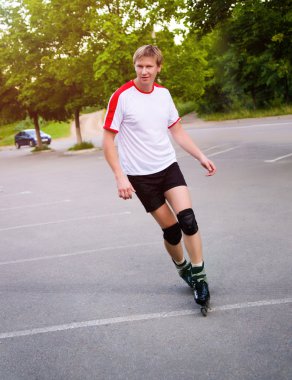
[195,0,292,113]
[186,0,237,34]
[0,0,291,131]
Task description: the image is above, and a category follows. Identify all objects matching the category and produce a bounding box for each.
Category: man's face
[134,56,161,87]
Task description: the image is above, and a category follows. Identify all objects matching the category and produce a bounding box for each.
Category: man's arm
[169,121,217,176]
[102,129,135,199]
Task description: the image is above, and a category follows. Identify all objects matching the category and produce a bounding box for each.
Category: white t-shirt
[103,80,180,175]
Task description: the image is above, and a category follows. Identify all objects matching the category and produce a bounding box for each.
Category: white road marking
[177,145,238,159]
[0,211,131,232]
[229,121,292,129]
[0,298,291,340]
[0,199,72,212]
[0,242,160,266]
[203,145,227,152]
[208,146,239,157]
[264,152,292,163]
[0,190,32,198]
[189,121,292,131]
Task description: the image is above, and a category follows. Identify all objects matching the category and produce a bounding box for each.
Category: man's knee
[163,222,182,245]
[177,208,198,235]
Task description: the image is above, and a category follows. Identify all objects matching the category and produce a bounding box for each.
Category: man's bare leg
[151,202,194,288]
[151,203,184,263]
[165,185,210,312]
[164,186,203,265]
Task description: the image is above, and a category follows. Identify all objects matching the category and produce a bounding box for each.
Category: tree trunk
[32,112,43,148]
[74,109,82,145]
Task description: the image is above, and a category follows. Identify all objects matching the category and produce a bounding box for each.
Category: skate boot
[192,263,210,316]
[194,280,210,316]
[172,259,194,289]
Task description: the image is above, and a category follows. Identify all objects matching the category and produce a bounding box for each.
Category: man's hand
[170,123,217,176]
[199,155,217,176]
[103,130,136,199]
[116,174,136,199]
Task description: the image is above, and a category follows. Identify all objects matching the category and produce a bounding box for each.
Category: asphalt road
[0,115,291,380]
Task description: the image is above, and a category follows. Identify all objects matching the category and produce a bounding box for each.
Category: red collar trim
[132,80,154,94]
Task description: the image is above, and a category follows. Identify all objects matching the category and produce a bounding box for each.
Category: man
[102,45,216,314]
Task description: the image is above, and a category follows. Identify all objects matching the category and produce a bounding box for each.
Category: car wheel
[15,142,21,149]
[29,140,35,147]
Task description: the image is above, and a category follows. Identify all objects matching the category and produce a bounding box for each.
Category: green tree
[0,0,69,146]
[0,73,25,123]
[223,0,291,108]
[1,0,203,139]
[186,0,238,34]
[41,0,104,144]
[194,0,292,113]
[1,0,184,143]
[155,29,210,103]
[93,0,186,102]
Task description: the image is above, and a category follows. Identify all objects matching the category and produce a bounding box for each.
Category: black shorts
[127,162,187,213]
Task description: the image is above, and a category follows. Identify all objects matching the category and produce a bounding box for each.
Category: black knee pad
[163,222,182,245]
[177,208,198,235]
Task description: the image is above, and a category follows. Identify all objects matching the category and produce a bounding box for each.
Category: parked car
[14,129,52,149]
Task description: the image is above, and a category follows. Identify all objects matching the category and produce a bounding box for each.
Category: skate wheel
[201,307,208,317]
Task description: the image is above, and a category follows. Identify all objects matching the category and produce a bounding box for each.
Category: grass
[41,122,71,139]
[0,122,18,147]
[68,141,95,151]
[0,120,71,147]
[200,105,292,121]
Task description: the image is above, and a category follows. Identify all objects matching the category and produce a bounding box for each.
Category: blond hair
[133,45,163,66]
